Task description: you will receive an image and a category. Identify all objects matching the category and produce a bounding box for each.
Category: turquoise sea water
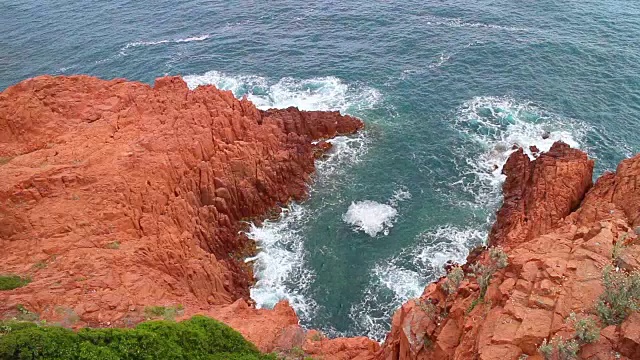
[3,1,640,340]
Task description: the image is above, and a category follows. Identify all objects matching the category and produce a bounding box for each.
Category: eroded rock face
[488,142,594,249]
[0,75,362,327]
[378,146,640,360]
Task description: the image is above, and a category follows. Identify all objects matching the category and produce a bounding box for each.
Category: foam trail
[429,52,452,69]
[350,226,485,341]
[423,15,530,32]
[119,34,210,55]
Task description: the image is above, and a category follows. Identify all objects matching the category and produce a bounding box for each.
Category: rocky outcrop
[0,75,362,328]
[378,145,640,360]
[3,75,640,360]
[488,142,594,249]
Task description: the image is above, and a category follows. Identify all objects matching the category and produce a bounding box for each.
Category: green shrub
[144,305,184,321]
[0,275,31,291]
[538,337,579,360]
[596,266,640,325]
[416,299,438,319]
[105,241,120,250]
[538,338,554,360]
[557,338,579,360]
[489,247,508,269]
[470,246,509,299]
[612,234,628,267]
[14,305,39,322]
[0,315,276,360]
[567,313,599,344]
[442,266,464,295]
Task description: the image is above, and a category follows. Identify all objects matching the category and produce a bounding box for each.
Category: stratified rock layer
[378,144,640,360]
[0,75,362,326]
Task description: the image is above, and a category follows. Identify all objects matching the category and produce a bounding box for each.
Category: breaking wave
[183,70,381,113]
[343,201,398,237]
[452,96,588,210]
[245,204,317,319]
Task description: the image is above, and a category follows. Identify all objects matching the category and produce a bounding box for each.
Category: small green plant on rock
[466,297,482,314]
[538,338,554,359]
[0,156,13,166]
[596,265,640,325]
[289,346,305,359]
[442,266,464,295]
[538,337,579,360]
[612,233,628,267]
[144,304,185,321]
[469,246,508,299]
[32,261,47,270]
[567,312,600,344]
[416,298,438,320]
[423,335,433,349]
[0,275,31,291]
[105,241,120,249]
[489,246,509,269]
[14,304,39,322]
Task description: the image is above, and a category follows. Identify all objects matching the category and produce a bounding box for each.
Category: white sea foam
[389,186,412,207]
[119,34,210,55]
[350,225,485,341]
[342,186,411,238]
[429,52,452,69]
[183,70,381,113]
[247,131,369,319]
[202,70,379,319]
[424,15,529,32]
[315,132,371,179]
[343,201,398,237]
[245,204,317,319]
[452,96,588,209]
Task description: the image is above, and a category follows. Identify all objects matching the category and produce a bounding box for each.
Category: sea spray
[342,186,412,237]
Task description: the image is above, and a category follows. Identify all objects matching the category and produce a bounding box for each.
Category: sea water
[2,0,640,341]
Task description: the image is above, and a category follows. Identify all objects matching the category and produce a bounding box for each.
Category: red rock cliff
[0,75,362,327]
[378,144,640,360]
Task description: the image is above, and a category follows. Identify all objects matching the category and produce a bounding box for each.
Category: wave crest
[183,70,381,113]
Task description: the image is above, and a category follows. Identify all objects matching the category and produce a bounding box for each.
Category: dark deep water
[2,0,640,340]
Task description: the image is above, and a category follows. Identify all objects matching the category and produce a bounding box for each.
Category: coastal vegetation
[0,316,276,360]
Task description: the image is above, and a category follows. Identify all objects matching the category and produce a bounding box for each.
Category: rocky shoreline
[1,75,640,359]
